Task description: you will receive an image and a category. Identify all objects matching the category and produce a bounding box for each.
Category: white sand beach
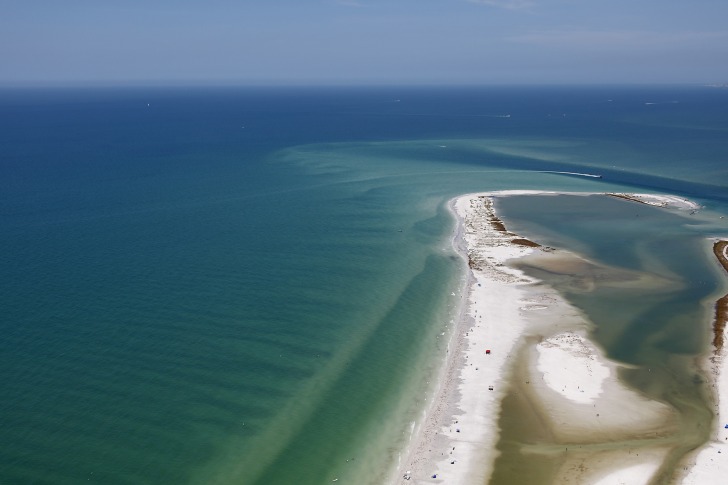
[389,191,724,485]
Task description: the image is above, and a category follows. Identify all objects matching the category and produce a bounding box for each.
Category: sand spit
[606,192,702,211]
[389,194,542,484]
[389,191,682,485]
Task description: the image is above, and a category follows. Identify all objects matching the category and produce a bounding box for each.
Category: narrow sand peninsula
[389,191,709,485]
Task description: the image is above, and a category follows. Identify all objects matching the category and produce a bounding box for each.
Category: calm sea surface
[1,86,727,484]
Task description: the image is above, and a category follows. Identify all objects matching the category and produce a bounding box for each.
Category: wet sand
[678,238,728,484]
[387,191,708,484]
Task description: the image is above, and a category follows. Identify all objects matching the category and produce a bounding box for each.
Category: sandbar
[388,191,725,484]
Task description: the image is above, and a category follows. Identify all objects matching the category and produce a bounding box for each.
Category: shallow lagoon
[493,194,726,483]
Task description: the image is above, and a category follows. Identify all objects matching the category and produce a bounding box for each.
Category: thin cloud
[467,0,535,10]
[507,29,728,47]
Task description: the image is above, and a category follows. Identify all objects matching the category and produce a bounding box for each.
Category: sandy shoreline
[388,191,727,484]
[679,239,728,484]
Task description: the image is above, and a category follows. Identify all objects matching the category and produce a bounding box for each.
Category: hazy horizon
[2,1,727,87]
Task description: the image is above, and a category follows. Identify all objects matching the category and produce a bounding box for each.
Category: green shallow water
[1,86,727,484]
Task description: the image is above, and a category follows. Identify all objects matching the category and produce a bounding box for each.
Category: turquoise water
[1,86,727,484]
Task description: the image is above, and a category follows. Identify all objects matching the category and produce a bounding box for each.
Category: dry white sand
[537,332,610,404]
[388,191,698,485]
[606,192,702,211]
[389,193,544,484]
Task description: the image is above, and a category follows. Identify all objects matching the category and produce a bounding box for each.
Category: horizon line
[0,81,724,90]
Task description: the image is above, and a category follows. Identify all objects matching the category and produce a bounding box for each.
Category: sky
[1,0,727,86]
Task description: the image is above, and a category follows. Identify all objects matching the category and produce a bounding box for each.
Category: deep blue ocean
[1,86,727,484]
